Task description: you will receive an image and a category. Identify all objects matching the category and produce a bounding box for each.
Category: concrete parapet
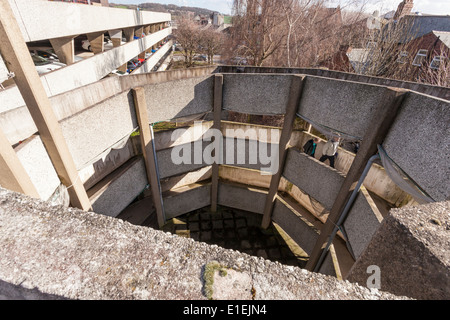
[163,182,211,220]
[144,75,214,124]
[0,186,407,300]
[383,92,450,202]
[282,148,346,210]
[272,197,319,256]
[156,141,210,179]
[87,156,148,218]
[297,76,388,139]
[218,181,268,214]
[346,200,450,300]
[222,74,293,115]
[60,91,138,170]
[343,187,384,259]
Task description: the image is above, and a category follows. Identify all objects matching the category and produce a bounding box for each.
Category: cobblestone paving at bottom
[161,206,307,269]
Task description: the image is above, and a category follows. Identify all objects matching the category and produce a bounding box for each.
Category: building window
[397,51,408,63]
[430,56,443,69]
[412,49,428,66]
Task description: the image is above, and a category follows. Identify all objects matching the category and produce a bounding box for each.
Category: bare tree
[174,17,202,68]
[199,27,225,64]
[230,0,286,66]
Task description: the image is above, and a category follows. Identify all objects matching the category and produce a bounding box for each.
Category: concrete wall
[60,90,138,170]
[87,157,148,218]
[222,74,293,115]
[297,76,389,139]
[144,75,214,123]
[0,186,406,300]
[343,187,384,259]
[218,65,450,101]
[9,0,171,42]
[272,197,319,256]
[157,141,210,179]
[217,182,268,214]
[383,92,450,202]
[163,183,211,220]
[346,201,450,300]
[282,148,346,210]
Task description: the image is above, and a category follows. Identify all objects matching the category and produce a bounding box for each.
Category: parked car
[193,54,207,62]
[127,61,139,73]
[31,54,66,75]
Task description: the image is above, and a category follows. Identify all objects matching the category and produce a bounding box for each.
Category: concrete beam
[0,0,92,211]
[49,36,76,65]
[262,75,304,228]
[86,32,105,54]
[211,74,223,212]
[132,87,165,228]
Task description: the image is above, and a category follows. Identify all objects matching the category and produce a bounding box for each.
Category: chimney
[394,0,414,20]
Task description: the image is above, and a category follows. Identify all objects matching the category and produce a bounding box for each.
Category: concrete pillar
[123,27,134,42]
[261,75,305,229]
[132,87,165,228]
[86,31,104,54]
[0,0,92,211]
[0,128,39,199]
[210,74,223,212]
[305,88,408,272]
[49,36,76,65]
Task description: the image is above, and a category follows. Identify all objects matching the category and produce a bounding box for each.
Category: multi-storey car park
[0,0,449,300]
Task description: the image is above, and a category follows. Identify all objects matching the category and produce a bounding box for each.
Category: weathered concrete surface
[343,187,384,259]
[297,76,388,139]
[144,76,214,124]
[163,183,211,220]
[87,157,148,218]
[0,187,407,300]
[218,182,268,215]
[346,201,450,300]
[218,65,450,101]
[222,74,293,115]
[383,92,450,202]
[282,148,346,210]
[60,91,138,170]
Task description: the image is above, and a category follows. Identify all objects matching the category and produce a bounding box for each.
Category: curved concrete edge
[0,187,409,300]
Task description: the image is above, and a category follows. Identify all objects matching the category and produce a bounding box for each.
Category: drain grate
[161,207,307,268]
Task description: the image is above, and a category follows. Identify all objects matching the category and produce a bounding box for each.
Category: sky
[112,0,450,16]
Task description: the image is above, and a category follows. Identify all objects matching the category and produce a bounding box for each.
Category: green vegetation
[203,260,229,300]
